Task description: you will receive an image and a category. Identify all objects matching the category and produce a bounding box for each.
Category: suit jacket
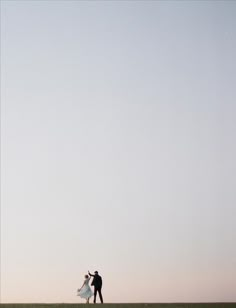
[90,274,102,289]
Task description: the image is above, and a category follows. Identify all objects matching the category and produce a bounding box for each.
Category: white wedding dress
[77,277,93,299]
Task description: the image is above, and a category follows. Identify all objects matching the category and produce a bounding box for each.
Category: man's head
[94,271,98,275]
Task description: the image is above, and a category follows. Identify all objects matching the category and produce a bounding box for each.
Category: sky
[1,0,236,304]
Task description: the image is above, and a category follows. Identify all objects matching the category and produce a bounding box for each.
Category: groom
[88,270,103,304]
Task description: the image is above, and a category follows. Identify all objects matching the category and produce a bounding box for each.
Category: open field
[1,304,235,308]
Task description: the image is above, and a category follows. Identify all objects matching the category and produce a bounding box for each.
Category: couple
[77,270,103,304]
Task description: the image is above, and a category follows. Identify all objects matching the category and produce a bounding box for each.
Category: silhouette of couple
[77,270,103,304]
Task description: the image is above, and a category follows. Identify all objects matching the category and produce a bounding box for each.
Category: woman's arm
[78,282,85,291]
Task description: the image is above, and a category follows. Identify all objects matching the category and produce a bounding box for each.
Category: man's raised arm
[88,271,94,277]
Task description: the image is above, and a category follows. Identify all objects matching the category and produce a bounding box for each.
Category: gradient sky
[1,0,236,304]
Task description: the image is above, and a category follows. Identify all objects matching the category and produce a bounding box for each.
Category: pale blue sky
[1,0,236,303]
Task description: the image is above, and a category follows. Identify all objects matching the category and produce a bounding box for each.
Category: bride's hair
[85,274,89,278]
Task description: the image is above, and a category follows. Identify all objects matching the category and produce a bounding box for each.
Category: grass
[0,303,235,308]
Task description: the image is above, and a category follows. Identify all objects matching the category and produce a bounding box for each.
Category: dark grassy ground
[1,304,236,308]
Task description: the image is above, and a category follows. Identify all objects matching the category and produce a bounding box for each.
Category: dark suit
[89,273,103,303]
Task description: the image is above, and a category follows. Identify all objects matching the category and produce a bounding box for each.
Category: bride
[77,274,93,303]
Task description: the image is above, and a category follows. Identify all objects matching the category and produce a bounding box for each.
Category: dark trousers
[94,287,103,303]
